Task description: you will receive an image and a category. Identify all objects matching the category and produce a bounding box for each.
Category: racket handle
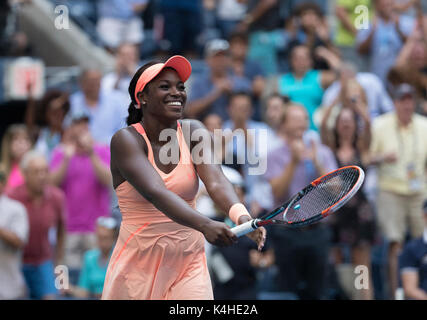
[231,219,258,237]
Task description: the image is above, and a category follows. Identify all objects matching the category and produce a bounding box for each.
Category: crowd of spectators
[0,0,427,300]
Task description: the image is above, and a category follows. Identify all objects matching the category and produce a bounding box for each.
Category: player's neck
[141,118,178,145]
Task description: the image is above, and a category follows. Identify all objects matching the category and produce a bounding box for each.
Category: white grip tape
[231,219,258,237]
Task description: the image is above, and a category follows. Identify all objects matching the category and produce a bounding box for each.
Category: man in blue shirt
[186,39,252,121]
[356,0,415,84]
[399,203,427,300]
[66,69,127,146]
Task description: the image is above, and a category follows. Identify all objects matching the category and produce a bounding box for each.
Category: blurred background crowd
[0,0,427,300]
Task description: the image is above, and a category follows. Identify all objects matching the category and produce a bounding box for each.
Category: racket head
[257,165,365,228]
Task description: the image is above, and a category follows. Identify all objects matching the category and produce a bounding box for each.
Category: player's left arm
[182,119,241,215]
[182,119,266,249]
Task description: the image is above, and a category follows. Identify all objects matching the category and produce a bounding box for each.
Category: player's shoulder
[111,125,145,149]
[111,124,149,162]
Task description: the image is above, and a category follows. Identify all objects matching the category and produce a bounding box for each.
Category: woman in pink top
[0,124,32,193]
[102,56,266,300]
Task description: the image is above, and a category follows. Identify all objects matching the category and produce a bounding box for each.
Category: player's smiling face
[142,68,187,120]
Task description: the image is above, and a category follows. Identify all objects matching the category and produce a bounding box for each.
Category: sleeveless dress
[101,121,213,300]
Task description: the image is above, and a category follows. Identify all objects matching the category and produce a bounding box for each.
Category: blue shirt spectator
[78,249,110,296]
[101,43,140,110]
[356,10,415,84]
[65,69,126,145]
[67,90,126,145]
[187,39,252,121]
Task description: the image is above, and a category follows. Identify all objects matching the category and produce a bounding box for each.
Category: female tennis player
[101,56,266,300]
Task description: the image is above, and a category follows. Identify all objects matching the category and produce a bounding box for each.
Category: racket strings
[283,168,360,223]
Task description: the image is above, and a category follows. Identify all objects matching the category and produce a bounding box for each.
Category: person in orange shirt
[101,56,266,300]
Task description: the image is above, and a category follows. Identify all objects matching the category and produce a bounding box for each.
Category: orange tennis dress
[101,121,213,300]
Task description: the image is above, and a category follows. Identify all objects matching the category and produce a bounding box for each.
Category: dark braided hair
[127,61,159,125]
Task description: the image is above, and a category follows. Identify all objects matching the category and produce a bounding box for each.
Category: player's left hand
[238,215,266,251]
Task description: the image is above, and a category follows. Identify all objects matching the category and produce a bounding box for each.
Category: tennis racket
[231,165,365,237]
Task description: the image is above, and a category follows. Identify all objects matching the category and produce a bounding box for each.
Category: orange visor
[134,55,192,105]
